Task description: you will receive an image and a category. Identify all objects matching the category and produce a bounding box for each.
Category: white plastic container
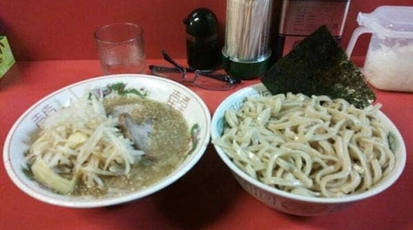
[346,6,413,92]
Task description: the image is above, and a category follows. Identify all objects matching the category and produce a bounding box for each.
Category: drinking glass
[94,22,146,74]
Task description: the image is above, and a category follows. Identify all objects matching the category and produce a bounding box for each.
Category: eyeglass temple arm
[161,50,195,72]
[162,50,222,74]
[160,50,239,84]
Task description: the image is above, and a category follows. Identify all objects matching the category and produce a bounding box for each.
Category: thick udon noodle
[213,93,395,198]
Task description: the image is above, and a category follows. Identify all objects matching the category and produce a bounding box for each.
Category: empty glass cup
[94,22,146,74]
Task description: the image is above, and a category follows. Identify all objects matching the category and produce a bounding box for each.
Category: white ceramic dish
[3,74,211,208]
[211,83,406,216]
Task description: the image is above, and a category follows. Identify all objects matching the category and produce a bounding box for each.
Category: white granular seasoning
[362,42,413,92]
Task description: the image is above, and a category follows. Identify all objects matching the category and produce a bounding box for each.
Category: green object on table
[0,36,15,78]
[222,52,271,80]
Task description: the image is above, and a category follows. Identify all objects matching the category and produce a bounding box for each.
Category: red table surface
[0,59,412,230]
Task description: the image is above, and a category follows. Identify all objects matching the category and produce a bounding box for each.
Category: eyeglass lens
[151,65,234,90]
[194,72,233,90]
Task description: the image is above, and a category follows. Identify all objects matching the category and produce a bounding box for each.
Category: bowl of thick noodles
[3,74,211,208]
[211,83,406,216]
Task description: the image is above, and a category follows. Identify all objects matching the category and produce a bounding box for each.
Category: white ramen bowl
[3,74,211,208]
[211,83,406,216]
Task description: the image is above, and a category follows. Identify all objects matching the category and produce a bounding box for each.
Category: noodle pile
[213,93,395,198]
[26,91,143,191]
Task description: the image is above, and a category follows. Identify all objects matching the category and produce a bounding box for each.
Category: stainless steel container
[276,0,350,58]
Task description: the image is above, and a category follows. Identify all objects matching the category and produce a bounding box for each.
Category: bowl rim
[3,74,211,208]
[211,83,407,204]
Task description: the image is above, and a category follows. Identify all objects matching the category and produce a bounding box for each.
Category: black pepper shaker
[183,8,220,70]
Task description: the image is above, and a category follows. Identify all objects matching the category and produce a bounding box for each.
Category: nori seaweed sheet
[261,25,376,108]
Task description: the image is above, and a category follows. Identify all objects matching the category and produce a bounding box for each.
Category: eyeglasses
[150,50,241,91]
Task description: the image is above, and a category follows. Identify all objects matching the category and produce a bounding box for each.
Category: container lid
[358,6,413,38]
[183,8,218,37]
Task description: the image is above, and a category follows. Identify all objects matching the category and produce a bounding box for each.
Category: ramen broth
[72,97,190,197]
